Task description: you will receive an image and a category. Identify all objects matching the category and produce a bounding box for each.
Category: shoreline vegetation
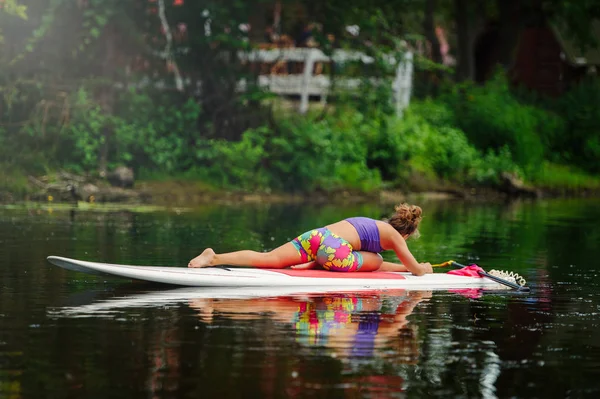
[3,74,600,208]
[3,3,600,206]
[3,84,600,207]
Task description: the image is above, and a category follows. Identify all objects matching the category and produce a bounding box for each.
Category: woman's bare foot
[188,248,216,268]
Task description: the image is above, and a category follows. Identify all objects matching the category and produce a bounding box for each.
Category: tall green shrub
[113,90,202,172]
[387,101,522,185]
[62,89,202,173]
[389,109,480,182]
[194,127,271,189]
[192,111,382,193]
[552,77,600,173]
[269,111,381,192]
[442,73,553,178]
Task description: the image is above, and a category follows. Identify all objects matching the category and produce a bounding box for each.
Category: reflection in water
[192,291,426,353]
[0,355,22,399]
[48,287,431,397]
[189,290,431,396]
[147,317,181,399]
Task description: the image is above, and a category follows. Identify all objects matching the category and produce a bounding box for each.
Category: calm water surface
[1,199,600,398]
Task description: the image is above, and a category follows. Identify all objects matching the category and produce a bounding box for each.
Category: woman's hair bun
[388,203,423,238]
[394,203,422,223]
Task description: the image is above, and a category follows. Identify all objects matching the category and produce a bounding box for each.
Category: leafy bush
[383,102,523,186]
[191,111,382,193]
[194,127,270,190]
[63,89,110,171]
[409,98,456,128]
[471,146,522,184]
[267,111,381,192]
[62,88,202,173]
[363,114,411,181]
[441,72,554,178]
[387,109,479,183]
[550,77,600,173]
[113,91,202,172]
[421,126,481,180]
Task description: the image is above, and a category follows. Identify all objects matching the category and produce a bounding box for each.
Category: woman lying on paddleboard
[188,203,433,276]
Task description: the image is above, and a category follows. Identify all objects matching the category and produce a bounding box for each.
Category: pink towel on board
[447,265,484,278]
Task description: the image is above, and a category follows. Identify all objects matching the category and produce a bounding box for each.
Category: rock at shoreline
[500,172,541,198]
[77,183,100,202]
[88,186,141,203]
[107,166,135,189]
[27,171,142,203]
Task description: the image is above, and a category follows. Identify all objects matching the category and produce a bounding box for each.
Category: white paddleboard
[47,256,506,290]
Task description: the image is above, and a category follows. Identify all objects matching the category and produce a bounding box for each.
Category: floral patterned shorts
[291,228,363,272]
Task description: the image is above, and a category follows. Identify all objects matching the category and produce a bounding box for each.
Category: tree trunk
[424,0,442,64]
[97,88,113,178]
[454,0,485,81]
[97,23,117,177]
[494,0,522,70]
[454,0,472,81]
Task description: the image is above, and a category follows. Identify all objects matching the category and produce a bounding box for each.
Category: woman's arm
[382,226,432,276]
[378,261,409,272]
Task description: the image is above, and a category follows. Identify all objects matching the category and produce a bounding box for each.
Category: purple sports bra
[345,217,383,253]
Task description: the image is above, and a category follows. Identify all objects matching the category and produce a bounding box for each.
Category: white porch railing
[240,48,414,116]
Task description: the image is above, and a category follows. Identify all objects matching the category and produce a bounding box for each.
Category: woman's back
[326,218,395,252]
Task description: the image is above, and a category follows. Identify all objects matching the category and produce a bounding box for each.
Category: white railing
[240,48,414,116]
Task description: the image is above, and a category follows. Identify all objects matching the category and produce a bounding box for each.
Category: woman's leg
[292,251,383,272]
[188,242,304,269]
[356,252,384,272]
[315,229,384,272]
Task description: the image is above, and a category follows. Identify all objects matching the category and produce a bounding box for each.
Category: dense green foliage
[440,75,548,177]
[2,1,600,198]
[3,72,600,194]
[66,89,203,173]
[549,78,600,173]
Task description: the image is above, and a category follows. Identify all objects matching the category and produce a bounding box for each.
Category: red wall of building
[511,27,566,96]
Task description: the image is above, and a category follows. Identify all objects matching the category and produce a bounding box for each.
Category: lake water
[1,198,600,398]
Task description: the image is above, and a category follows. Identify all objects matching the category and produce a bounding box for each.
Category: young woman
[188,203,433,276]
